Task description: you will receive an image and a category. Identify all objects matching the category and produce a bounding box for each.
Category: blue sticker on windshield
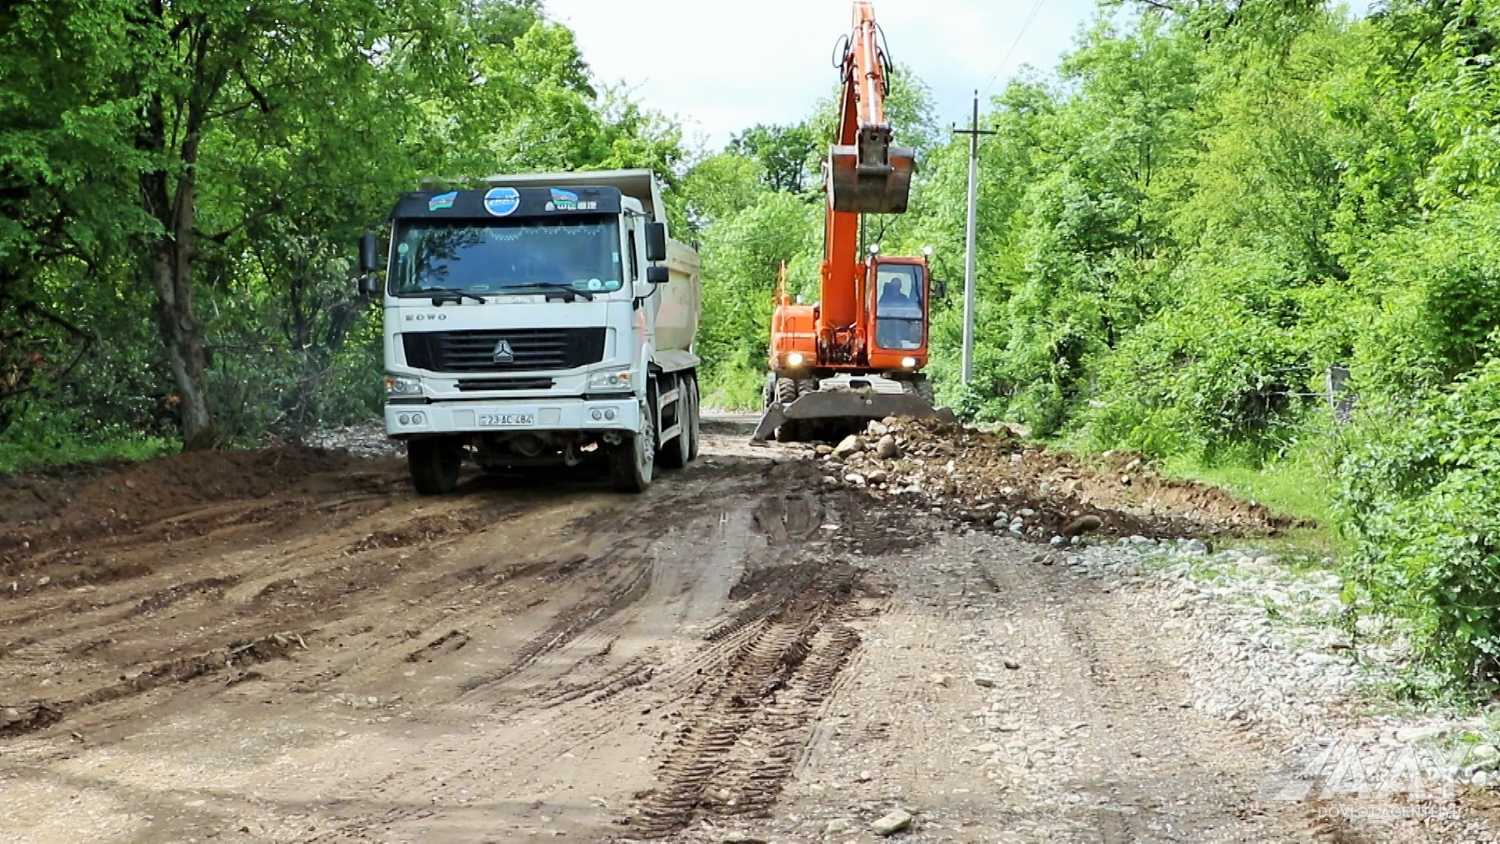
[428,191,457,212]
[548,189,579,211]
[483,187,521,217]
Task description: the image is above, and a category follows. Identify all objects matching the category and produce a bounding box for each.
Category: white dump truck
[356,170,702,494]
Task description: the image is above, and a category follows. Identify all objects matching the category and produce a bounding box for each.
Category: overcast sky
[543,0,1105,151]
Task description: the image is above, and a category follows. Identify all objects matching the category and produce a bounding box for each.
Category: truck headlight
[787,352,805,368]
[385,375,423,396]
[901,356,918,369]
[588,367,634,391]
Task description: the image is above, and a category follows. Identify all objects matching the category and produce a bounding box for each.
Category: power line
[981,0,1048,97]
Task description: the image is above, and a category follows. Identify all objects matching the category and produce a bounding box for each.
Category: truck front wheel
[610,398,656,493]
[408,437,462,496]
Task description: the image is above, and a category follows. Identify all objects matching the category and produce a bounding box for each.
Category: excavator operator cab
[867,258,929,371]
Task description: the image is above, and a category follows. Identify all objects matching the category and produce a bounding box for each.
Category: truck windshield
[874,263,924,350]
[390,217,623,297]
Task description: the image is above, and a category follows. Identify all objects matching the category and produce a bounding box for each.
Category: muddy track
[0,423,925,841]
[6,418,1476,843]
[629,562,865,838]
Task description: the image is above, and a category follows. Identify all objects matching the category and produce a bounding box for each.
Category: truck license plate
[478,413,535,427]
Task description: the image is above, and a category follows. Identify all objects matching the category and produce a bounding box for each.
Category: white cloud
[544,0,1102,150]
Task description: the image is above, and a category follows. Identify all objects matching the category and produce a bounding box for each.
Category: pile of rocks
[814,418,1142,544]
[305,422,400,458]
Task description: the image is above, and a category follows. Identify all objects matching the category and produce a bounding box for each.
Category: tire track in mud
[626,561,865,839]
[0,485,567,744]
[456,552,654,695]
[0,630,309,738]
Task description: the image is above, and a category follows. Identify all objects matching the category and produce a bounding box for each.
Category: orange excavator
[752,0,951,443]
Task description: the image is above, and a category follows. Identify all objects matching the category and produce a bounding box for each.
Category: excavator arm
[821,0,916,363]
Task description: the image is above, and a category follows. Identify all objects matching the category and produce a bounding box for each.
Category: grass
[1153,445,1344,559]
[0,429,175,476]
[1158,454,1333,525]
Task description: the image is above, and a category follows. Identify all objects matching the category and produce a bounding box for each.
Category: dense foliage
[1,0,679,453]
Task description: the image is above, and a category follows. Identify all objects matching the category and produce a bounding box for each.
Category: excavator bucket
[829,142,916,214]
[750,375,954,444]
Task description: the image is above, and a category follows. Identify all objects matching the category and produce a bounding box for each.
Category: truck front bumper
[386,397,639,437]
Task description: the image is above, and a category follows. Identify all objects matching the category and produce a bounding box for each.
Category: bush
[0,401,173,475]
[1351,200,1500,401]
[1336,351,1500,691]
[1082,251,1314,461]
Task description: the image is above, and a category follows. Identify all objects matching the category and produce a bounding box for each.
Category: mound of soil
[0,447,371,561]
[819,417,1301,541]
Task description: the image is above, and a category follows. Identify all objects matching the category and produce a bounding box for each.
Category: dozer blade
[750,388,955,443]
[829,144,916,214]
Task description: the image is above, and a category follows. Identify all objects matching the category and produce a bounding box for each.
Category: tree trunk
[149,234,216,450]
[145,158,216,450]
[138,27,221,451]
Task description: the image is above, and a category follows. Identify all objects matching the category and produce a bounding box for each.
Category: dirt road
[0,418,1489,842]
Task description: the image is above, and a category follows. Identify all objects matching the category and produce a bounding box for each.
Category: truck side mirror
[359,274,381,297]
[358,232,379,274]
[646,266,670,285]
[645,223,668,263]
[934,279,947,300]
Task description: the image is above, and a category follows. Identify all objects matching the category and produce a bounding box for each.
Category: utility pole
[952,90,995,385]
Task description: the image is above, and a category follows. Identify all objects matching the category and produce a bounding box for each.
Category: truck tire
[661,375,691,470]
[408,437,462,496]
[610,397,656,493]
[686,375,701,462]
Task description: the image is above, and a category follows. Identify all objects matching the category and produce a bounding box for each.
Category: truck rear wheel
[661,374,691,470]
[686,375,701,462]
[610,398,656,493]
[408,437,462,496]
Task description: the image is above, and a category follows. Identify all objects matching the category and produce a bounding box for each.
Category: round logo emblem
[483,187,521,217]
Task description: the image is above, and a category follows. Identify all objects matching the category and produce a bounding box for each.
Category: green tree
[730,123,818,193]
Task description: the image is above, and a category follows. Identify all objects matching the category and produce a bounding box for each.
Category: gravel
[1068,535,1500,802]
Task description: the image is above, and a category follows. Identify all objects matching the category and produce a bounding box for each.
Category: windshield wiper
[424,288,488,306]
[508,283,595,302]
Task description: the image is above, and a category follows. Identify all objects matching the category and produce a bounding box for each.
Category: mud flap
[750,391,955,443]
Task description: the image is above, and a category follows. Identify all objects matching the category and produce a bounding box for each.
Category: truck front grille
[403,328,606,373]
[457,378,555,392]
